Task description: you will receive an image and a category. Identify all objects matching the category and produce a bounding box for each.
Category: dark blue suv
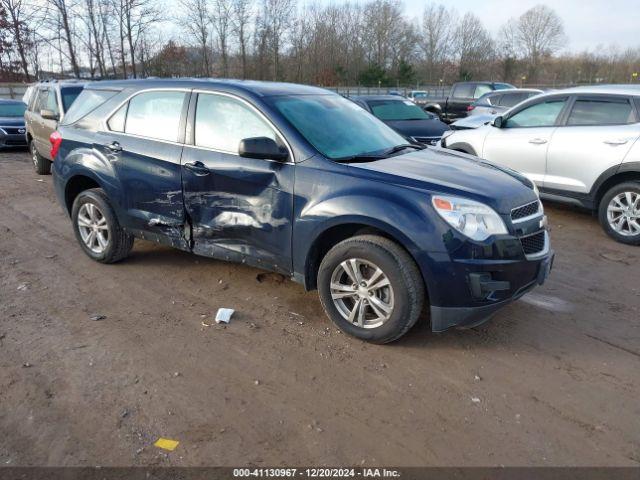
[52,79,553,343]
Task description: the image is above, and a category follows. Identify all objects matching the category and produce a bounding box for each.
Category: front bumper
[429,250,555,332]
[0,133,28,147]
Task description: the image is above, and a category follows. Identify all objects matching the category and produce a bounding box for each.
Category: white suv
[441,85,640,245]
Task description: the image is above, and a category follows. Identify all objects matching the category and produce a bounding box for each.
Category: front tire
[317,235,425,344]
[71,188,134,263]
[30,140,51,175]
[598,182,640,245]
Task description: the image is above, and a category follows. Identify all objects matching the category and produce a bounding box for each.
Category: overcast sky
[400,0,638,52]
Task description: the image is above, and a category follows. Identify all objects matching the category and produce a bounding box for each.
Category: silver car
[407,90,428,107]
[468,89,543,117]
[441,85,640,245]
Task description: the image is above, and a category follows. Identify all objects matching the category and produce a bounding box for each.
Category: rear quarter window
[61,89,119,125]
[60,87,84,113]
[567,98,636,126]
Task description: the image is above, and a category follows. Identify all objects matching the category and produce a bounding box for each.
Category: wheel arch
[302,218,429,300]
[64,173,102,215]
[592,163,640,209]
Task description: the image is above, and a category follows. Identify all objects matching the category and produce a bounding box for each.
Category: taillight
[50,131,62,159]
[467,105,475,112]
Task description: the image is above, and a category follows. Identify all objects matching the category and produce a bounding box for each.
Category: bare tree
[211,0,231,76]
[362,0,404,68]
[231,0,251,78]
[180,0,211,76]
[97,0,118,76]
[419,4,455,83]
[455,12,495,80]
[45,0,81,76]
[80,0,107,76]
[0,0,37,80]
[114,0,161,78]
[501,4,565,81]
[261,0,294,80]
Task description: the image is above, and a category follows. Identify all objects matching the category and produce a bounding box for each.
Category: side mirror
[40,109,59,121]
[239,137,288,162]
[492,116,504,128]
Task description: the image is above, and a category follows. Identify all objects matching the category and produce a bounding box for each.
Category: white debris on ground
[215,308,235,324]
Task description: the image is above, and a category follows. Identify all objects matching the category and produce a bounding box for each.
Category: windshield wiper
[335,144,425,163]
[383,144,426,155]
[334,153,388,163]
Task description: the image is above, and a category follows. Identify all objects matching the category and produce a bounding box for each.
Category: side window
[46,89,59,115]
[487,94,502,106]
[505,99,567,128]
[195,93,278,153]
[500,93,527,108]
[107,103,127,132]
[474,84,492,99]
[34,89,48,112]
[566,98,635,126]
[123,91,186,142]
[452,84,474,99]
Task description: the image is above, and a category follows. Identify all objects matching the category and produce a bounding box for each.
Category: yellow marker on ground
[154,437,179,451]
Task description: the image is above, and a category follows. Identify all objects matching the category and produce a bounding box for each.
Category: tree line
[0,0,638,87]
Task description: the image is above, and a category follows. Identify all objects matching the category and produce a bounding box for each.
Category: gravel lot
[0,150,639,467]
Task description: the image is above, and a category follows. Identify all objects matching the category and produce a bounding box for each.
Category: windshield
[60,86,84,112]
[368,100,432,121]
[0,102,26,117]
[412,92,427,98]
[268,94,406,160]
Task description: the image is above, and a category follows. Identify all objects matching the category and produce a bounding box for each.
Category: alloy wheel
[77,203,110,254]
[607,192,640,237]
[31,143,38,168]
[329,258,394,329]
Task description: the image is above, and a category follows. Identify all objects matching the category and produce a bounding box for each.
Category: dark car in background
[24,80,85,174]
[468,88,543,116]
[50,79,552,344]
[350,95,450,145]
[424,81,515,123]
[0,99,28,148]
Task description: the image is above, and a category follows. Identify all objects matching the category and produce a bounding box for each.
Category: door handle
[603,139,628,146]
[104,141,122,152]
[528,138,548,145]
[184,161,210,176]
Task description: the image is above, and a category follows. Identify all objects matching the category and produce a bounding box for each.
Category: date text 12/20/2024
[233,468,401,478]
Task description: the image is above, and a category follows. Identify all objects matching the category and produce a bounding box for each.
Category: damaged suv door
[103,90,189,248]
[180,91,294,274]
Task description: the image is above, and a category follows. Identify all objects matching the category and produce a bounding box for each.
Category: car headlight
[432,195,508,241]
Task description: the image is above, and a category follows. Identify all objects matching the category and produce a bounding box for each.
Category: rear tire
[71,188,134,263]
[598,182,640,246]
[317,235,425,344]
[30,140,51,175]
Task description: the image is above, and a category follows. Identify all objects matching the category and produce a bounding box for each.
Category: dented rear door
[181,92,294,274]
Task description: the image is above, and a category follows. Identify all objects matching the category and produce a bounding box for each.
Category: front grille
[511,201,540,221]
[413,136,440,146]
[520,231,546,255]
[0,126,25,135]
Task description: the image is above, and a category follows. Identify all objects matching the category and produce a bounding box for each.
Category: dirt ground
[0,150,639,467]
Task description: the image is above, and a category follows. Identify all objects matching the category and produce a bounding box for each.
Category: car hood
[0,117,25,127]
[348,147,537,214]
[384,118,449,138]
